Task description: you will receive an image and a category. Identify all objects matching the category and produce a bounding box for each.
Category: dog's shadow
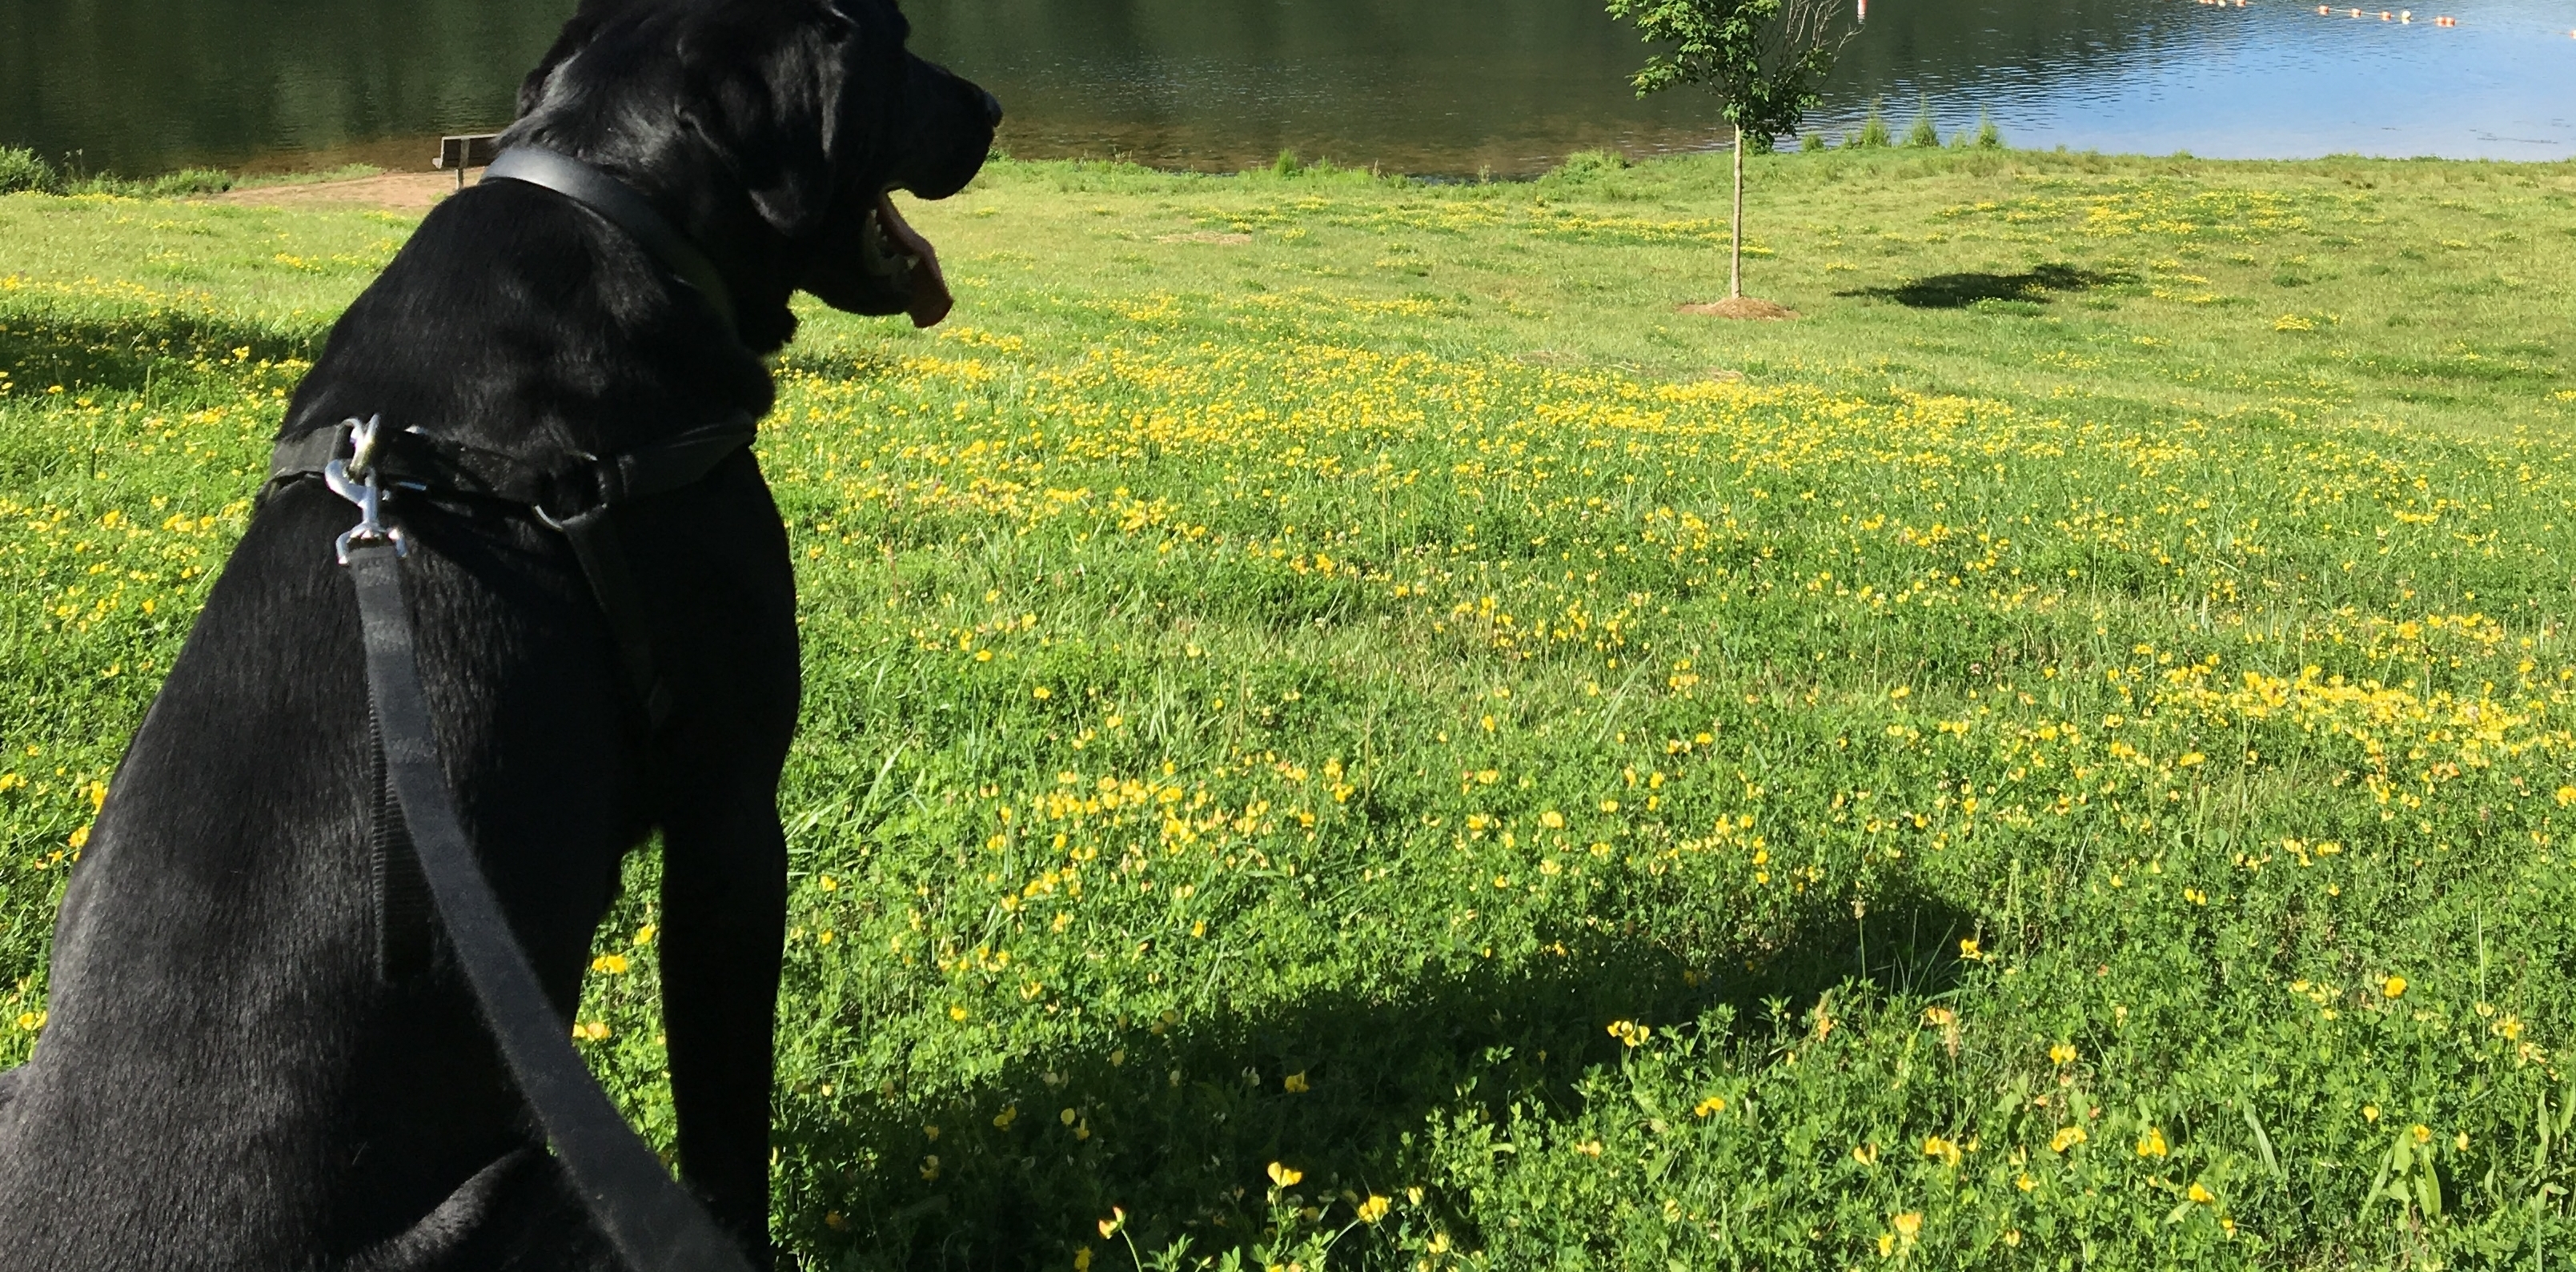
[768,881,1974,1271]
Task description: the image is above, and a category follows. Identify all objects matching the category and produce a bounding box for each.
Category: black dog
[0,1,992,1266]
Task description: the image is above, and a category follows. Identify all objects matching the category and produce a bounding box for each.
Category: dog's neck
[496,126,808,355]
[481,148,744,343]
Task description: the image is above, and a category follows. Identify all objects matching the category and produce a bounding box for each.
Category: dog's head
[506,0,1000,349]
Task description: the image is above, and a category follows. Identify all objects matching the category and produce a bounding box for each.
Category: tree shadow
[776,880,1976,1271]
[0,307,319,395]
[1838,263,2135,310]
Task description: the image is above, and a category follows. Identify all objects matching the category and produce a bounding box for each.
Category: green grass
[3,147,2575,1270]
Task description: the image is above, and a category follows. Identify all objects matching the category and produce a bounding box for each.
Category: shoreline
[167,145,2576,215]
[12,134,2576,211]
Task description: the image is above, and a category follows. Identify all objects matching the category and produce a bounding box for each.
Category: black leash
[306,416,756,1272]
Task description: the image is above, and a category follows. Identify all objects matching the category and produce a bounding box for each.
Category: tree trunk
[1730,123,1745,300]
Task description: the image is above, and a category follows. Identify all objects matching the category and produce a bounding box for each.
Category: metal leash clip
[323,415,409,564]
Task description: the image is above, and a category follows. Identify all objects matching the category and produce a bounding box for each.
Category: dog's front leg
[660,791,788,1266]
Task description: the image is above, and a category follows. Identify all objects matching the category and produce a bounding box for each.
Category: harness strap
[549,505,676,727]
[264,417,760,514]
[263,424,542,508]
[482,147,740,342]
[345,539,753,1272]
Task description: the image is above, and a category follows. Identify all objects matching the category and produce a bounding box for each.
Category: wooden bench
[434,134,503,189]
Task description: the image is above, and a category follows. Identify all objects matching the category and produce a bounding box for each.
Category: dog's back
[0,396,644,1268]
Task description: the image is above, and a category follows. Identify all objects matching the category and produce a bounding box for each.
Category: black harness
[265,412,757,730]
[263,148,760,1272]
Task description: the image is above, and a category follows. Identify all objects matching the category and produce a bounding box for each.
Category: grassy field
[2,146,2574,1270]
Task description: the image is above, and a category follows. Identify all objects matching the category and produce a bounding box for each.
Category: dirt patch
[1676,296,1800,321]
[1156,231,1253,245]
[208,171,459,214]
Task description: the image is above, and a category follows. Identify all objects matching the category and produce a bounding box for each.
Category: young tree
[1606,0,1854,300]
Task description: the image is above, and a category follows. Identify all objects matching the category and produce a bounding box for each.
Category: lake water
[2,0,2570,179]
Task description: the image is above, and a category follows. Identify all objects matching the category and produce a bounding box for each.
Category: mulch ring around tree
[1677,297,1800,320]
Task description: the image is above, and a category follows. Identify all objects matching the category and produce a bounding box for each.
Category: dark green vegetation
[2,147,2574,1269]
[0,145,237,199]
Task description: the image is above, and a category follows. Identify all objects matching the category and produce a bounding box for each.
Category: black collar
[482,147,740,342]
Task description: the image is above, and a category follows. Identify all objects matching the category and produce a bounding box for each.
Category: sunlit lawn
[2,146,2574,1269]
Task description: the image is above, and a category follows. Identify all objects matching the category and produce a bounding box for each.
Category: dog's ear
[516,0,642,118]
[676,0,857,241]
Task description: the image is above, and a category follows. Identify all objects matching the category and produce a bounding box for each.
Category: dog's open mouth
[859,194,953,328]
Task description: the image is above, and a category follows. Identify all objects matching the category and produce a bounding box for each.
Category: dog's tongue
[877,195,953,328]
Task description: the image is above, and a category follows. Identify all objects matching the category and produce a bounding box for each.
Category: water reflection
[907,0,1726,174]
[909,0,2576,171]
[0,0,2566,179]
[0,0,564,177]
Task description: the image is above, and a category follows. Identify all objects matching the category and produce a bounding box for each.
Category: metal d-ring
[324,415,407,564]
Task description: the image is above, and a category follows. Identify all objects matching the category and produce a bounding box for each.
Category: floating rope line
[2306,5,2454,23]
[2197,1,2572,37]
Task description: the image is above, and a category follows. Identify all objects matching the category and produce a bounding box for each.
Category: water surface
[1,0,2567,178]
